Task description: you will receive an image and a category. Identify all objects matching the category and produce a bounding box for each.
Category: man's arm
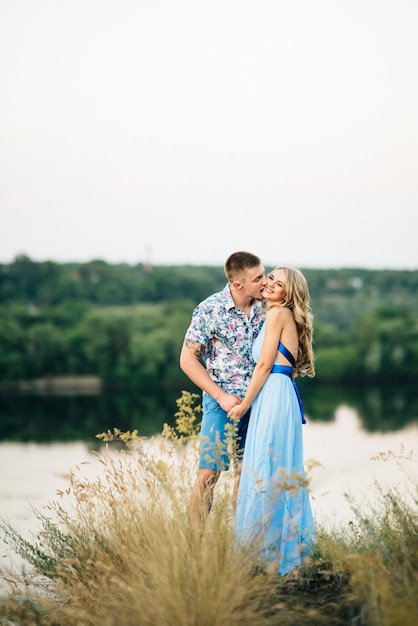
[180,339,242,413]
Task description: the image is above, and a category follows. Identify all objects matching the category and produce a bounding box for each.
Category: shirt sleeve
[184,304,213,349]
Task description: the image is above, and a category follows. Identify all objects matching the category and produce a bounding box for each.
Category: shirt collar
[221,284,236,312]
[221,283,263,315]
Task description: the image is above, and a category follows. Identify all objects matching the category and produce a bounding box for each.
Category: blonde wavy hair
[275,266,315,378]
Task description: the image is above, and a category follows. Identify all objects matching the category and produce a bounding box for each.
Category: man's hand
[216,390,243,414]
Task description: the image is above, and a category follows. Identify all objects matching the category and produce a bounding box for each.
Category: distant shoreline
[0,376,102,396]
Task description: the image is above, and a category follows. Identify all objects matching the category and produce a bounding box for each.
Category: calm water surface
[1,403,418,591]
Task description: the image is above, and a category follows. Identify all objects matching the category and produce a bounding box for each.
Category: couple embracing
[180,251,315,576]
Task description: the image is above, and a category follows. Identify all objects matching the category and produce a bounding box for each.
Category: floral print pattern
[184,284,265,396]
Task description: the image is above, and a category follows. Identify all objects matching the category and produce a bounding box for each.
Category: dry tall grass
[0,393,271,625]
[317,455,418,626]
[1,392,418,625]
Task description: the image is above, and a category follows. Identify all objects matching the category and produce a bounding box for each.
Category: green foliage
[314,345,361,381]
[0,300,194,387]
[0,257,417,385]
[353,306,418,379]
[0,256,226,305]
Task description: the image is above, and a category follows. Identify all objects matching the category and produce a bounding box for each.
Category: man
[180,251,266,528]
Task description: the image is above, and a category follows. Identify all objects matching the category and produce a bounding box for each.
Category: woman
[228,266,315,575]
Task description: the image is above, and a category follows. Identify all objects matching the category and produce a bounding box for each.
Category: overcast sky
[1,0,417,270]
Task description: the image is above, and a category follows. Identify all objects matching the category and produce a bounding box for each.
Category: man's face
[239,265,266,300]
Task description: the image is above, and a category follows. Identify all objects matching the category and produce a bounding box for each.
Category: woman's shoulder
[264,306,294,334]
[266,304,293,321]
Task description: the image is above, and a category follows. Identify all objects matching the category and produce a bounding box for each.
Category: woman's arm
[227,307,285,420]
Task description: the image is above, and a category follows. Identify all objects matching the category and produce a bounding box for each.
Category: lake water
[1,393,418,593]
[1,405,417,537]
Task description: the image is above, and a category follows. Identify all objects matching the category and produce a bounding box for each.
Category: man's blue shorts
[198,393,250,471]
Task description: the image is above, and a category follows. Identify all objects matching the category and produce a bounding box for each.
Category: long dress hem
[234,323,315,576]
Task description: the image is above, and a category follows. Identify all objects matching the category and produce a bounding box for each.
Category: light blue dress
[234,323,315,575]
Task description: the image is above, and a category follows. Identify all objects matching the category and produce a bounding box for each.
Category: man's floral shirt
[184,284,265,396]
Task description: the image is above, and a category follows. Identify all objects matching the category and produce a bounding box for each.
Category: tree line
[1,255,417,387]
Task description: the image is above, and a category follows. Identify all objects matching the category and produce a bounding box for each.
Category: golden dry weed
[1,401,418,625]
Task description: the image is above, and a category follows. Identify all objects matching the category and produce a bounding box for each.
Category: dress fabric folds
[234,323,315,575]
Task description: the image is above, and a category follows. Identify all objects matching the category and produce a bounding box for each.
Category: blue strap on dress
[271,342,306,424]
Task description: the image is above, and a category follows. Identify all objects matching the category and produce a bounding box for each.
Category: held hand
[227,404,247,421]
[217,392,243,414]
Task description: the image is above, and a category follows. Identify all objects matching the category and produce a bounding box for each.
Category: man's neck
[231,292,254,318]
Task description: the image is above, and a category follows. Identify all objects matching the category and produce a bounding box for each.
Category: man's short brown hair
[224,251,262,282]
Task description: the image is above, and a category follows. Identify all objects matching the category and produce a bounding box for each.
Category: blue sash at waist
[270,364,306,424]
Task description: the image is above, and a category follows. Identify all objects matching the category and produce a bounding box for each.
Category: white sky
[1,0,417,270]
